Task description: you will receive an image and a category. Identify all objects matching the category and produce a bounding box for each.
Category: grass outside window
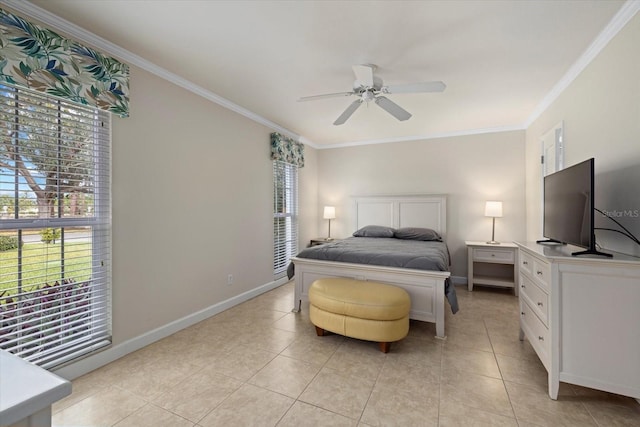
[0,241,92,296]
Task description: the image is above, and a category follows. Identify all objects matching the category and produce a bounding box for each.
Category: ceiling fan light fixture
[361,90,375,103]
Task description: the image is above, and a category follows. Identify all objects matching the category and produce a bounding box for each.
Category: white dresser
[0,350,71,427]
[515,242,640,400]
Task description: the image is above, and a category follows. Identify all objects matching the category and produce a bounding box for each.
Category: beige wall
[298,144,319,253]
[525,13,640,257]
[315,131,526,279]
[111,66,305,344]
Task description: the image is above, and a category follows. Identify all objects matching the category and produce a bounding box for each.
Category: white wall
[525,13,640,257]
[316,131,526,279]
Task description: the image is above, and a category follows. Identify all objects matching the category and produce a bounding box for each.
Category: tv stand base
[571,248,613,258]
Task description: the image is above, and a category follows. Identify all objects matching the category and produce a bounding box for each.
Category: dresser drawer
[473,248,515,264]
[532,258,551,290]
[520,274,549,326]
[519,250,533,276]
[520,300,550,367]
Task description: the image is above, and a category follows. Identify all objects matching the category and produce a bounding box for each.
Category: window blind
[0,83,111,369]
[273,160,298,276]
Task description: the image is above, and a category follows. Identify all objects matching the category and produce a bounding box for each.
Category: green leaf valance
[0,8,130,117]
[271,132,304,168]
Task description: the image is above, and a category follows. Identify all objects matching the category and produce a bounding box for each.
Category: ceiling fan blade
[352,64,375,87]
[374,96,412,121]
[298,91,354,102]
[333,99,363,125]
[384,81,446,94]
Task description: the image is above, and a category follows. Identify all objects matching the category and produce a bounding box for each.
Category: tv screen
[543,158,594,249]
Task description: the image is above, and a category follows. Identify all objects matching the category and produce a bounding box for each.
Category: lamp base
[487,218,499,245]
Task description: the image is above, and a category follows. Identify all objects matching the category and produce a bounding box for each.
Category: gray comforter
[287,237,459,313]
[296,237,449,270]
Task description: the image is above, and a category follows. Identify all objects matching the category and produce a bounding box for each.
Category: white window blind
[0,83,111,369]
[273,160,298,276]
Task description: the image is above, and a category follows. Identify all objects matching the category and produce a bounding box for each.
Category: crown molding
[524,0,640,128]
[317,125,525,149]
[0,0,305,144]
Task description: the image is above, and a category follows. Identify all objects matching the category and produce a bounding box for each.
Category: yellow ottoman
[309,278,411,353]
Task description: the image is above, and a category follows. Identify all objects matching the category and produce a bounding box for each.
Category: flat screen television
[540,158,611,257]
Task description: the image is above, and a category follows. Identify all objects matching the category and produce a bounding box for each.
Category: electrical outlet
[227,274,233,285]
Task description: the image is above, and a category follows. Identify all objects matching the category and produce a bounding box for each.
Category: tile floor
[52,282,640,426]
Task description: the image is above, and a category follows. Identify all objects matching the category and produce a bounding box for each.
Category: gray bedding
[295,237,450,271]
[288,237,458,313]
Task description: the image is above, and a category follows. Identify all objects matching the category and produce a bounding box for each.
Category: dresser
[0,350,71,427]
[516,242,640,400]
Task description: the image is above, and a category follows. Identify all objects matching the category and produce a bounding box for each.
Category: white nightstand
[309,237,335,247]
[466,241,518,296]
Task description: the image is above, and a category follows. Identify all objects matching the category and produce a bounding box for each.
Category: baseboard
[450,275,467,286]
[53,277,289,380]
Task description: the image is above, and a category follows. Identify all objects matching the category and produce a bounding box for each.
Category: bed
[291,195,455,338]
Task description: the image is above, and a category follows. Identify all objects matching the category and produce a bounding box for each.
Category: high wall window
[273,160,298,277]
[0,84,111,369]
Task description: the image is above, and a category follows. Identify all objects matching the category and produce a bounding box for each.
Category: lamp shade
[484,201,503,218]
[323,206,336,220]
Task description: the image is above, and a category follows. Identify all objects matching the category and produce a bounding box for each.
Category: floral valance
[270,132,304,168]
[0,8,129,117]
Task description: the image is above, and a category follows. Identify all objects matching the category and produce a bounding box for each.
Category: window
[273,160,298,277]
[0,84,111,369]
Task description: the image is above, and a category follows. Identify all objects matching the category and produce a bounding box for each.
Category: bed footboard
[291,257,450,338]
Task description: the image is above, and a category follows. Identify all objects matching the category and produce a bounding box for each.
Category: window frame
[0,83,112,369]
[273,160,298,277]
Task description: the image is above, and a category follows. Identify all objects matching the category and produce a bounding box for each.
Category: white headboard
[353,195,447,238]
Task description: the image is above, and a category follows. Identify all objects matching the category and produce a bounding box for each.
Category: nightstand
[309,237,335,246]
[466,241,518,296]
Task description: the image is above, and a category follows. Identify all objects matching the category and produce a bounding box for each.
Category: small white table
[466,241,518,296]
[0,350,71,427]
[309,237,334,247]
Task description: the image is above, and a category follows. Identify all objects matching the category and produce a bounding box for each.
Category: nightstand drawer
[520,274,549,326]
[473,248,515,264]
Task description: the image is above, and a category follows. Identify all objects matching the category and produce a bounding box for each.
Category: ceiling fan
[298,64,446,125]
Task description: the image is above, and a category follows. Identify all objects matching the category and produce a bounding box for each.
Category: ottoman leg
[315,326,326,336]
[379,342,391,353]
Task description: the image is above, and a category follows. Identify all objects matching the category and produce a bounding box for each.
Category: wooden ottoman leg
[379,342,391,353]
[315,326,326,336]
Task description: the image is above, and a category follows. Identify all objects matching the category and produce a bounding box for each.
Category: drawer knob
[491,254,495,257]
[521,312,525,316]
[537,271,543,276]
[537,302,544,307]
[521,284,525,289]
[538,336,544,341]
[523,261,528,265]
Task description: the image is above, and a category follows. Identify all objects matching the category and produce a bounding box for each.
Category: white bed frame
[292,194,451,338]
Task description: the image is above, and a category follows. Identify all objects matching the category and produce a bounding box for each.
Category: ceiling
[18,1,629,147]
